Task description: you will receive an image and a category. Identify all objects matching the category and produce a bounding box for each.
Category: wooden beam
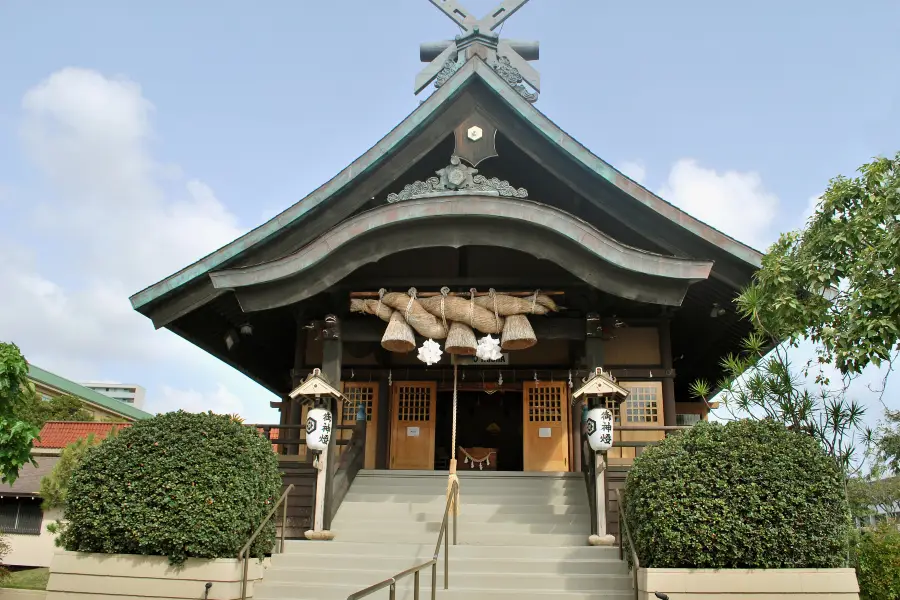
[350,290,565,298]
[659,319,677,426]
[342,316,586,342]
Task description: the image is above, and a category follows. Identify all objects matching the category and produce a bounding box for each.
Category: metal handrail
[239,483,295,600]
[347,480,459,600]
[615,487,640,600]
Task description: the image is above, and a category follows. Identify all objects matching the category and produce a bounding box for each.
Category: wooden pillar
[584,337,604,372]
[595,451,608,536]
[577,331,604,473]
[659,319,677,427]
[289,314,307,456]
[376,372,390,469]
[321,316,342,531]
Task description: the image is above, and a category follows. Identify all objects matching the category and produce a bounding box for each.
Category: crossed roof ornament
[416,0,540,99]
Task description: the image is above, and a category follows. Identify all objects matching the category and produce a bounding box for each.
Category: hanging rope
[376,288,386,316]
[446,362,461,515]
[405,287,417,322]
[451,363,459,459]
[468,288,477,329]
[489,288,501,332]
[440,286,449,331]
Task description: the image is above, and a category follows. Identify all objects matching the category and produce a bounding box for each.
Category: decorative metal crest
[387,156,528,203]
[434,55,463,89]
[492,55,538,103]
[417,0,540,101]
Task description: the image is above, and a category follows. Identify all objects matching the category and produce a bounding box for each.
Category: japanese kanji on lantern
[586,407,614,452]
[306,407,332,452]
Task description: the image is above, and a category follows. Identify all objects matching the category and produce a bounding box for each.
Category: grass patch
[1,567,50,590]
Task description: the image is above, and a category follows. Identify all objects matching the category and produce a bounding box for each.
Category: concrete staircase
[254,470,632,600]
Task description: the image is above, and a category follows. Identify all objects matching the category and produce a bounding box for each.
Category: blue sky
[0,1,897,425]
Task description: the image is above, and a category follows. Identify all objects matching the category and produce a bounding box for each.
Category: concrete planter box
[638,567,860,599]
[0,590,47,600]
[46,552,268,600]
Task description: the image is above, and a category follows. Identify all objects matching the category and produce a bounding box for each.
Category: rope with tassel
[446,363,460,515]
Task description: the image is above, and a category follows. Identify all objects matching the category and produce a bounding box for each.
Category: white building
[79,381,146,410]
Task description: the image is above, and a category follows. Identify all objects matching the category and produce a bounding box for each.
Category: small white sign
[455,353,510,366]
[407,426,420,437]
[538,427,552,438]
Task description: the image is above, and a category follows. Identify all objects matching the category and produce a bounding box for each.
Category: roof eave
[131,56,763,313]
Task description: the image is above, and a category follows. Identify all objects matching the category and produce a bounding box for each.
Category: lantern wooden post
[288,364,343,540]
[574,370,627,547]
[595,450,607,537]
[321,315,342,532]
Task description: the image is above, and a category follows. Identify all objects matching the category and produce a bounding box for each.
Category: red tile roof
[35,421,131,448]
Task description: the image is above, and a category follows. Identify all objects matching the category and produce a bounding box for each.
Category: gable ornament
[386,156,528,203]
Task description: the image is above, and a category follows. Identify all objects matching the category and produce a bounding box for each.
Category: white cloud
[1,67,276,421]
[153,384,246,416]
[618,160,647,185]
[659,159,780,251]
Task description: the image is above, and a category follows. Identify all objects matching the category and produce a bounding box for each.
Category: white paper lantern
[306,408,333,452]
[586,408,614,452]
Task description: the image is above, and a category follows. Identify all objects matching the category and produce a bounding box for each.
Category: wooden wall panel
[602,328,661,365]
[278,458,316,538]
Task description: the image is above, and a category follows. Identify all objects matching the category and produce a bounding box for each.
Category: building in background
[0,421,132,568]
[28,365,152,422]
[79,381,146,410]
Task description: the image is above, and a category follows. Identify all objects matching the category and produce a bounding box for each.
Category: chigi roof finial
[416,0,540,103]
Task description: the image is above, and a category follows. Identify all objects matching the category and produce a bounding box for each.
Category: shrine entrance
[435,389,524,472]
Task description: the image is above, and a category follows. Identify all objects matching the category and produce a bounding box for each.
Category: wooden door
[389,382,437,470]
[604,381,664,465]
[523,382,570,472]
[340,382,379,469]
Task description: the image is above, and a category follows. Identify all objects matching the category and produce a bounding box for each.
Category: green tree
[0,534,8,582]
[690,153,900,474]
[0,342,40,485]
[740,152,900,377]
[690,335,870,475]
[847,468,900,525]
[876,409,900,474]
[15,394,95,429]
[40,434,102,511]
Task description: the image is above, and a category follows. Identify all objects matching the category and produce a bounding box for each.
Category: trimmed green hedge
[623,419,849,569]
[852,522,900,600]
[60,411,281,565]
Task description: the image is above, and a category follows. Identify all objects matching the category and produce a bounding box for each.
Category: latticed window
[0,498,43,535]
[527,384,563,422]
[342,384,375,422]
[623,385,659,423]
[598,397,622,424]
[396,385,432,421]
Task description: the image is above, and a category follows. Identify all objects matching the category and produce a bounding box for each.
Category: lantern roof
[288,368,342,400]
[573,367,629,401]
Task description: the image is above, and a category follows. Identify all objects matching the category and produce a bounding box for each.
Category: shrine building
[130,0,761,538]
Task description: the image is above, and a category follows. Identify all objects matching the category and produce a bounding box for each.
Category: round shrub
[60,411,281,565]
[623,419,849,569]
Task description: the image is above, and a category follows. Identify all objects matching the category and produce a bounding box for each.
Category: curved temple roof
[210,195,713,309]
[129,57,761,315]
